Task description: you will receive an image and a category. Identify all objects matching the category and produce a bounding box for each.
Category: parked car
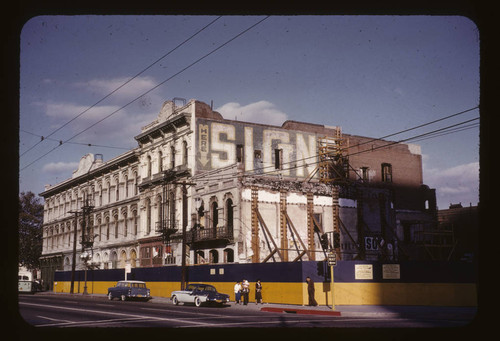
[107,280,152,301]
[171,283,230,307]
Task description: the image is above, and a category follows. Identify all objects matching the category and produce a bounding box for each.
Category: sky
[19,15,480,210]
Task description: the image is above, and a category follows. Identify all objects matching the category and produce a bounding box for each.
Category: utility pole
[68,210,79,294]
[157,170,195,291]
[80,193,94,295]
[180,181,188,290]
[174,180,195,290]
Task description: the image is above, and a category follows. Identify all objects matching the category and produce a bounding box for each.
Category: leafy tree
[19,191,43,270]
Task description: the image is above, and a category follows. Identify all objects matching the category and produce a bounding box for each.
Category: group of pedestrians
[232,277,318,307]
[233,279,263,305]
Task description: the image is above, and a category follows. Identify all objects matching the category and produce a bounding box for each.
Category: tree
[19,191,43,270]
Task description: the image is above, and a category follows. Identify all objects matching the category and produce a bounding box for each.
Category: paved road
[18,293,476,330]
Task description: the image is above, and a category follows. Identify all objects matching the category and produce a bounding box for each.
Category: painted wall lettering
[196,119,319,178]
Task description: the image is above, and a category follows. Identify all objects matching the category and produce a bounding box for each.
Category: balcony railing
[155,220,178,236]
[187,226,233,243]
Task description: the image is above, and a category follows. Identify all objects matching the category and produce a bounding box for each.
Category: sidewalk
[33,291,477,321]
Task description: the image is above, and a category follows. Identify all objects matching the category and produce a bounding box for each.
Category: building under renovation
[39,99,438,289]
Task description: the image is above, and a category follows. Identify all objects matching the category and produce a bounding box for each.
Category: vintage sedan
[171,283,230,307]
[107,280,152,301]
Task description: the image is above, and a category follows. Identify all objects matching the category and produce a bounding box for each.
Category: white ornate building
[39,98,437,289]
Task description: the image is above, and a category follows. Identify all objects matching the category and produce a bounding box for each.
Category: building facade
[39,99,437,288]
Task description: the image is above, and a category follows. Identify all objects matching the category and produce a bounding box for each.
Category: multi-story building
[39,99,437,289]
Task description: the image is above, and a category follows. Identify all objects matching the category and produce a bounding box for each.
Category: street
[17,293,476,329]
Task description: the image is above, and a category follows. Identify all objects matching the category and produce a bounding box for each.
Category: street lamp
[80,251,92,295]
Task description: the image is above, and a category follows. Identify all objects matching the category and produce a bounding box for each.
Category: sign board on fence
[382,264,400,279]
[355,264,373,280]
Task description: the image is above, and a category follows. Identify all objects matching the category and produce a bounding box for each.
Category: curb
[261,306,342,316]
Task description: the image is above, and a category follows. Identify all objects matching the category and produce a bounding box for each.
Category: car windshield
[186,284,198,291]
[132,283,145,288]
[205,286,216,292]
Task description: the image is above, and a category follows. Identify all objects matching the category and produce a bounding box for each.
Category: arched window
[170,145,176,169]
[124,175,129,198]
[183,140,188,165]
[114,214,119,238]
[226,198,233,230]
[119,250,127,269]
[107,181,111,204]
[196,251,205,264]
[130,249,137,268]
[134,171,139,195]
[158,151,163,173]
[106,216,110,240]
[132,209,138,235]
[209,250,219,264]
[147,155,152,177]
[211,201,218,230]
[111,251,118,269]
[123,212,128,237]
[146,198,151,234]
[224,248,234,263]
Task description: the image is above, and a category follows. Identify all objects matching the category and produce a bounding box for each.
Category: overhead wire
[20,16,270,172]
[192,113,480,184]
[20,16,222,158]
[20,129,131,151]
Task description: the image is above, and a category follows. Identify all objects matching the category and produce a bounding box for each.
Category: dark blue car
[107,280,152,301]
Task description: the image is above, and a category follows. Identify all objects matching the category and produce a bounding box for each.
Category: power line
[346,106,479,151]
[20,16,222,159]
[193,115,480,184]
[20,16,270,172]
[20,129,131,151]
[191,106,479,182]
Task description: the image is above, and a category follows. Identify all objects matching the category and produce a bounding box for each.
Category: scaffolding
[317,129,349,184]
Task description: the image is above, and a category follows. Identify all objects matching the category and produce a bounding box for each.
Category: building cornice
[39,149,140,198]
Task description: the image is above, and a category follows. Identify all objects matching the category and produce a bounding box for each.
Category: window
[134,171,138,195]
[146,199,151,234]
[226,198,233,229]
[381,163,392,183]
[147,156,152,177]
[211,201,218,230]
[133,211,138,235]
[275,148,283,170]
[158,151,163,173]
[183,141,188,165]
[236,144,244,163]
[114,216,118,238]
[124,213,128,237]
[170,145,176,169]
[361,167,369,181]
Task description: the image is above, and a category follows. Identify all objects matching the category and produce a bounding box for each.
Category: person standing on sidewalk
[306,276,318,306]
[242,279,250,305]
[255,279,263,304]
[234,281,242,304]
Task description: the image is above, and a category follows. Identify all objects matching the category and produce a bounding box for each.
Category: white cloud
[40,101,122,121]
[42,161,79,174]
[424,161,479,208]
[215,101,288,126]
[75,76,158,100]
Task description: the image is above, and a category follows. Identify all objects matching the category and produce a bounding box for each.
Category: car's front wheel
[194,297,201,307]
[172,295,179,305]
[108,292,113,300]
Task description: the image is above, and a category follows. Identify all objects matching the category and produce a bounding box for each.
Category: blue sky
[19,15,480,209]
